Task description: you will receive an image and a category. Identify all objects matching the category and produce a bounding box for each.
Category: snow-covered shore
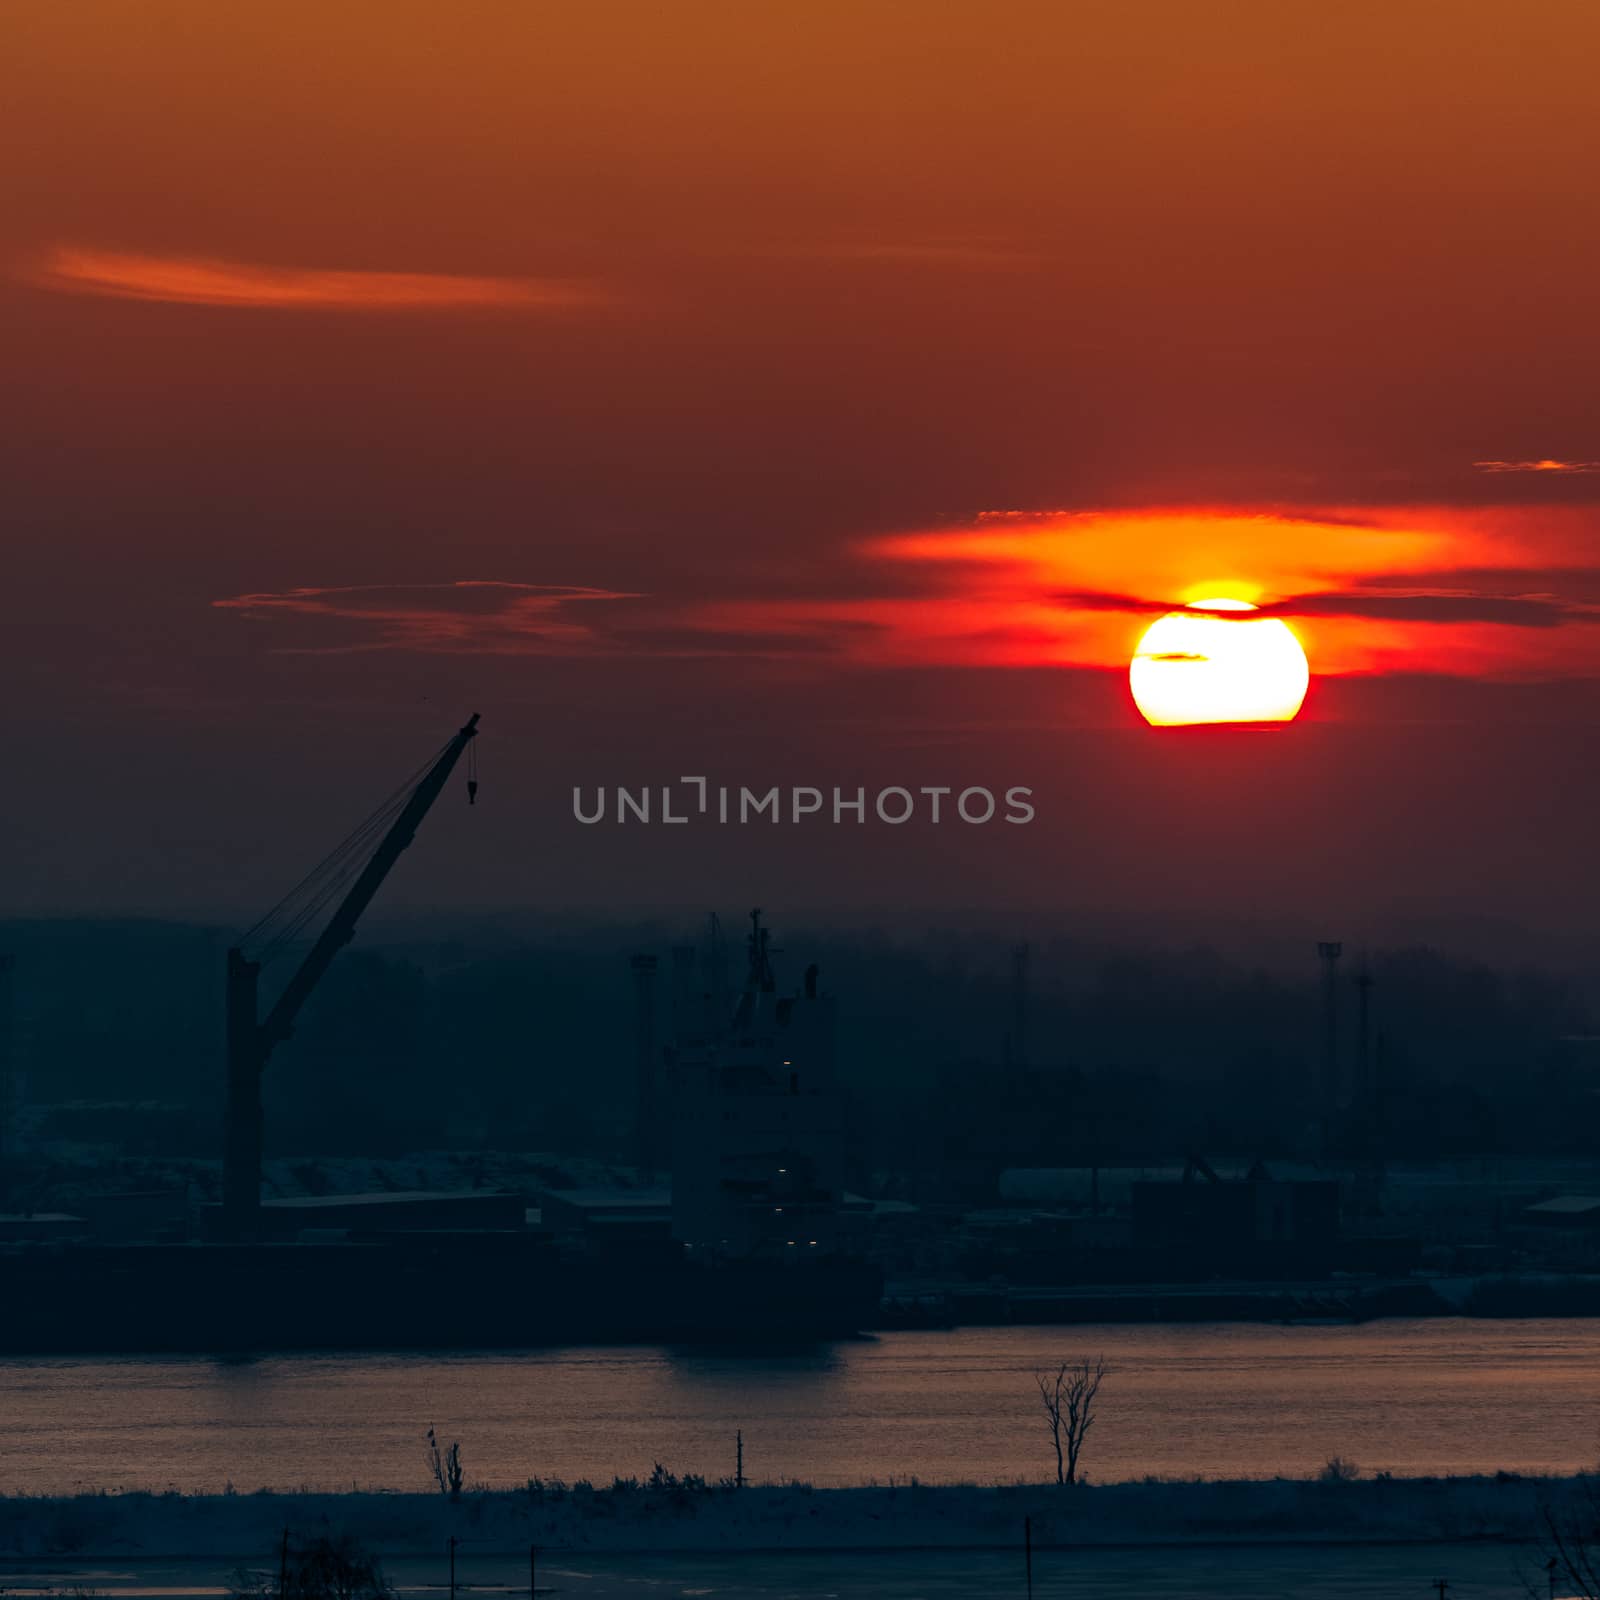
[0,1475,1580,1558]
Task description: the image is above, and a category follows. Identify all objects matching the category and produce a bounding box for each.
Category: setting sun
[1129,599,1310,726]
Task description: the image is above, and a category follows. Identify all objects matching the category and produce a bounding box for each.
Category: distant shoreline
[5,1272,1600,1360]
[0,1476,1583,1558]
[877,1271,1600,1330]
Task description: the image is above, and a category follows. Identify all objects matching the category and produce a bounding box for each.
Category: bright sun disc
[1129,599,1309,726]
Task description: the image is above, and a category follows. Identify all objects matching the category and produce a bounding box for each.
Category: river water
[2,1318,1596,1495]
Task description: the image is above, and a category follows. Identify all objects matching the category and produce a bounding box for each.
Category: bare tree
[1035,1355,1107,1486]
[425,1426,464,1503]
[1531,1480,1600,1598]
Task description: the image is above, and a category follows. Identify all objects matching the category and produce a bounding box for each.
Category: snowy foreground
[0,1476,1582,1558]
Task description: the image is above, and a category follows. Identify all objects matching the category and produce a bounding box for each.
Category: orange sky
[4,1,1600,917]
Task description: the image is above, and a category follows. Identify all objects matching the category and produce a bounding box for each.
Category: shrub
[231,1534,393,1600]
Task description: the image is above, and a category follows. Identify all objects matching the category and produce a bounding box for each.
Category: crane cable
[241,743,446,955]
[237,738,453,968]
[243,785,418,968]
[251,794,407,967]
[245,773,430,968]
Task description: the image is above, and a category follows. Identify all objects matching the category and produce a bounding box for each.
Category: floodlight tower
[1354,956,1377,1170]
[1316,940,1343,1161]
[0,954,14,1164]
[631,953,660,1171]
[1009,942,1030,1071]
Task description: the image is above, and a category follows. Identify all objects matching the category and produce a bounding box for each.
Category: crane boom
[221,712,479,1236]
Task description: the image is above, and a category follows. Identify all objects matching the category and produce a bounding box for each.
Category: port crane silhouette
[221,712,480,1236]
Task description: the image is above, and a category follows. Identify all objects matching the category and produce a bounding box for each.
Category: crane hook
[467,779,478,806]
[466,739,479,805]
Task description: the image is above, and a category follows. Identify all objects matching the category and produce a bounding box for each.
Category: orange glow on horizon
[871,509,1465,611]
[675,505,1600,689]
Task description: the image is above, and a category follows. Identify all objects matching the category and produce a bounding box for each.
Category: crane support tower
[221,713,479,1237]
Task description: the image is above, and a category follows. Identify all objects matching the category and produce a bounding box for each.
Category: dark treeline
[1,916,1594,1190]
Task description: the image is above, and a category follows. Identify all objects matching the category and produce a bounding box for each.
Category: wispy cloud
[1474,459,1600,474]
[213,582,638,655]
[1258,589,1597,628]
[212,579,869,660]
[24,246,607,312]
[1045,585,1594,629]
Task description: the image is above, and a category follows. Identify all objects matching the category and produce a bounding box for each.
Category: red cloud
[23,247,608,313]
[213,582,639,655]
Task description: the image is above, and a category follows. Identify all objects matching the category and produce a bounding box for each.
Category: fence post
[1025,1514,1033,1599]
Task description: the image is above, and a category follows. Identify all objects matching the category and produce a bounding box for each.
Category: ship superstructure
[669,911,847,1260]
